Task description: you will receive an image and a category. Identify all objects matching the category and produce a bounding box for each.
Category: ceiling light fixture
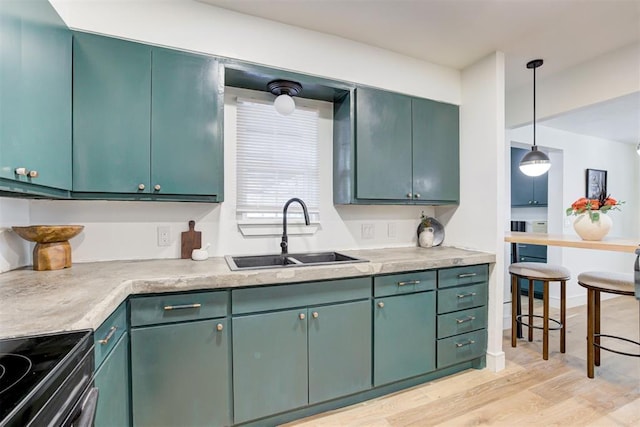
[267,79,302,116]
[519,59,551,177]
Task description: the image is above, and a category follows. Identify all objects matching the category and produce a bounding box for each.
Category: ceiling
[200,0,640,145]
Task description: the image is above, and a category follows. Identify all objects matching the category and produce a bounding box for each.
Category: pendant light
[267,79,302,116]
[519,59,551,177]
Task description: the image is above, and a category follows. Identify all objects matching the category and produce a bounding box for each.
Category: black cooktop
[0,330,93,426]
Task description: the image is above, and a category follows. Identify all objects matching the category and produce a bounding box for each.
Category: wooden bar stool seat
[509,262,570,360]
[577,271,640,378]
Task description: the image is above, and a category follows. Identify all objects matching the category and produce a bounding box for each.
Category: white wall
[506,42,640,127]
[436,52,507,372]
[50,0,460,104]
[506,125,639,309]
[0,198,31,272]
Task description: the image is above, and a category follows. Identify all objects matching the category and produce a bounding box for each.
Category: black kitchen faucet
[280,197,310,255]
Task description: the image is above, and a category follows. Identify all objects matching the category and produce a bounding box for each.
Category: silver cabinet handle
[15,167,38,178]
[216,323,223,331]
[98,326,117,345]
[455,340,476,348]
[138,183,145,190]
[406,192,412,198]
[414,193,421,199]
[457,273,477,278]
[312,312,319,318]
[154,184,161,191]
[377,302,384,308]
[456,316,476,324]
[299,313,306,320]
[164,303,202,310]
[398,280,420,286]
[456,292,477,299]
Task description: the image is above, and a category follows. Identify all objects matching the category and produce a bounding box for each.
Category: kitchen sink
[225,252,367,271]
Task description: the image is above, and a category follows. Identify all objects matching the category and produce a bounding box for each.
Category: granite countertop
[0,246,495,339]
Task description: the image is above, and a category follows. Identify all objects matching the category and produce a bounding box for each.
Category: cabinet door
[533,171,548,206]
[374,291,436,386]
[510,147,534,206]
[73,33,151,193]
[355,87,412,200]
[0,1,71,190]
[94,332,130,427]
[151,48,223,196]
[308,300,371,404]
[233,309,308,423]
[412,98,459,202]
[130,319,231,427]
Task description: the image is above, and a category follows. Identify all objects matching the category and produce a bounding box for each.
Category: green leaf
[589,211,600,222]
[565,208,574,216]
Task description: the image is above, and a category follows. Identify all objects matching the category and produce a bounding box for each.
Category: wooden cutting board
[181,220,202,259]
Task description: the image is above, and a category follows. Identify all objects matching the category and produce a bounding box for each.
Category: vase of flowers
[566,191,623,241]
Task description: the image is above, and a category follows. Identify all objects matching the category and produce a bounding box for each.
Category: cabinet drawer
[438,264,488,288]
[517,244,546,259]
[437,306,487,339]
[437,329,487,369]
[373,270,436,297]
[94,301,127,371]
[130,291,228,327]
[437,282,487,314]
[232,277,370,315]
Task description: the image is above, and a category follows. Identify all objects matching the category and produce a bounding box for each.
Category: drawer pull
[163,303,202,311]
[456,292,477,299]
[455,340,476,348]
[457,273,477,278]
[98,326,117,345]
[456,316,476,324]
[397,280,420,286]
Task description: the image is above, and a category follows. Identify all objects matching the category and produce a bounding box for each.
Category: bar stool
[577,271,640,378]
[509,262,570,360]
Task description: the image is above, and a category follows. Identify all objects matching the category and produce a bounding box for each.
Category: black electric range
[0,330,95,427]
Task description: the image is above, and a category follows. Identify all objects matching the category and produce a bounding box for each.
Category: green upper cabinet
[510,147,548,206]
[151,48,223,196]
[72,33,223,201]
[412,97,460,203]
[355,87,413,200]
[72,32,151,194]
[0,0,71,192]
[334,86,460,204]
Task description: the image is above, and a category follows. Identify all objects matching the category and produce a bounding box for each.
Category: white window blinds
[236,97,320,219]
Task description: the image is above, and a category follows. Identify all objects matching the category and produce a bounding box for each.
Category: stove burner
[0,353,32,395]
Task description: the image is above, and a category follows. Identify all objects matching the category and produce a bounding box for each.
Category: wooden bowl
[12,225,84,243]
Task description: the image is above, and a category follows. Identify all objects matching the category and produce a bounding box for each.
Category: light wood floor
[284,296,640,426]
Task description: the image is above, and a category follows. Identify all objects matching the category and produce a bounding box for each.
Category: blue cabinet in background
[511,147,548,207]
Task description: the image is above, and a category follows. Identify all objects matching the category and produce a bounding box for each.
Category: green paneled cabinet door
[130,319,231,427]
[355,87,413,200]
[151,48,223,196]
[374,291,436,386]
[0,0,71,190]
[511,147,548,206]
[94,332,130,427]
[412,98,460,202]
[308,301,372,404]
[73,32,151,193]
[233,309,308,424]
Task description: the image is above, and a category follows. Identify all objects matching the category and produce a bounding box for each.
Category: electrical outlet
[387,222,397,238]
[157,226,170,246]
[361,223,375,239]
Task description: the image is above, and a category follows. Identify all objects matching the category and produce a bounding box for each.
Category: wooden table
[505,232,639,253]
[505,232,640,302]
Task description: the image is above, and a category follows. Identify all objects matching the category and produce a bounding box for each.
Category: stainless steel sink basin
[225,252,367,271]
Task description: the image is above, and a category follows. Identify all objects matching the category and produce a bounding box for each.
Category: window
[235,97,320,222]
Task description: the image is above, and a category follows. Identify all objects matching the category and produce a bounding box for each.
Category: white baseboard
[486,350,506,372]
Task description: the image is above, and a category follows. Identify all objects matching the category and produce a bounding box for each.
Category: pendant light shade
[268,80,302,116]
[519,59,551,177]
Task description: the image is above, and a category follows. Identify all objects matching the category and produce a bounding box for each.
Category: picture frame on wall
[586,168,607,198]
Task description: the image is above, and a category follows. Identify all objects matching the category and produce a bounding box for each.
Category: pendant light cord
[533,65,536,147]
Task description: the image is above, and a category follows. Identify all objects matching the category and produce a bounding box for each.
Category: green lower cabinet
[94,332,130,427]
[373,291,436,386]
[130,318,231,427]
[232,309,308,424]
[308,301,372,404]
